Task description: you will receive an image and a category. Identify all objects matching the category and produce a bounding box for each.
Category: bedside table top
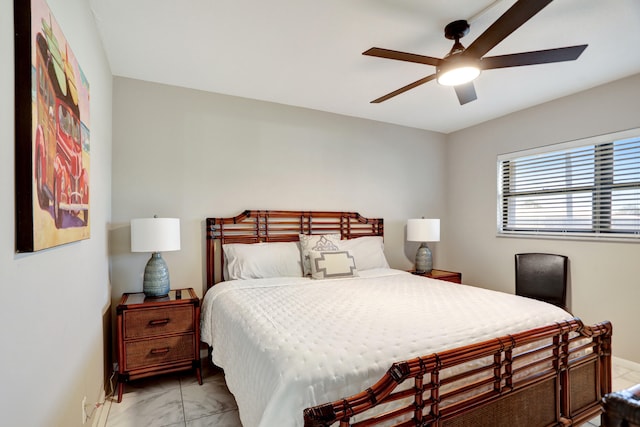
[118,288,198,310]
[409,269,462,284]
[409,269,457,277]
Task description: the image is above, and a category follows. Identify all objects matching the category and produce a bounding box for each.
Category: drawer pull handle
[150,347,170,355]
[148,318,170,326]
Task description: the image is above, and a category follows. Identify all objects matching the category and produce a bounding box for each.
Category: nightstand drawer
[124,334,195,370]
[123,305,194,339]
[116,288,202,402]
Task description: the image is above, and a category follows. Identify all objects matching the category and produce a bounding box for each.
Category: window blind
[498,129,640,240]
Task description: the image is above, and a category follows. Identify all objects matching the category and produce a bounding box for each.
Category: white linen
[338,236,389,270]
[200,268,573,427]
[223,241,303,280]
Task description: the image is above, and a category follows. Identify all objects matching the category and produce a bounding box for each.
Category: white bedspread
[200,268,573,427]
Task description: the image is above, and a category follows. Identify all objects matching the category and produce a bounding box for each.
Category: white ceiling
[89,0,640,134]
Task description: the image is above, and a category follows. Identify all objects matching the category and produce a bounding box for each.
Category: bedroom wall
[0,0,112,426]
[110,77,447,302]
[442,73,640,363]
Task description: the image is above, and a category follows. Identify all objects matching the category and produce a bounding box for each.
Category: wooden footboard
[304,318,612,427]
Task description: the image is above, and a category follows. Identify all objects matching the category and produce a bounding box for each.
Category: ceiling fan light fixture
[437,64,480,86]
[365,2,587,104]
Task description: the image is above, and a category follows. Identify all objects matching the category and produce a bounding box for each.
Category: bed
[201,210,612,427]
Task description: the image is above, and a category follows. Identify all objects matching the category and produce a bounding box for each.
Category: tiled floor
[100,362,241,427]
[582,356,640,426]
[100,357,640,427]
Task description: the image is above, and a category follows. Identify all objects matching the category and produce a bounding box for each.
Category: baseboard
[613,356,640,372]
[92,387,109,427]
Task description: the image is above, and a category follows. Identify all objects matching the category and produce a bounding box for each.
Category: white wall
[443,73,640,362]
[0,0,112,426]
[110,76,640,366]
[110,77,447,302]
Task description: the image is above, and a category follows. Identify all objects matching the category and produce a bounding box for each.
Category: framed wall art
[14,0,91,252]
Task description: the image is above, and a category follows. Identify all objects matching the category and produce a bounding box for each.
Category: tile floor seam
[185,408,239,424]
[179,377,188,426]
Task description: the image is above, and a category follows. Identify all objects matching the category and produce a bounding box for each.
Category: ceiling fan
[364,0,588,105]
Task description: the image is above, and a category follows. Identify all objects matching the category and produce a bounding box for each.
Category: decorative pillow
[223,242,303,280]
[339,236,390,271]
[298,234,341,276]
[308,250,358,280]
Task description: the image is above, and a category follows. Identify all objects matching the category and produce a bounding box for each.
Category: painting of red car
[14,0,90,251]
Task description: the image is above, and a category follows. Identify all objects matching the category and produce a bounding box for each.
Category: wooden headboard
[205,210,384,288]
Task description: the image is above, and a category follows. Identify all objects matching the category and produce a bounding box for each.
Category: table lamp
[407,218,440,274]
[131,216,181,297]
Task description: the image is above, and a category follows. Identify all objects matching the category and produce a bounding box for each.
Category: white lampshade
[131,217,181,253]
[407,218,440,243]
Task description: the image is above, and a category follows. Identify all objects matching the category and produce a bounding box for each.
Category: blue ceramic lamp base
[143,252,171,297]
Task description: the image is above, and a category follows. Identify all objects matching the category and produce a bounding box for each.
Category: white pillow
[298,234,341,276]
[223,242,303,280]
[308,250,358,280]
[339,236,389,271]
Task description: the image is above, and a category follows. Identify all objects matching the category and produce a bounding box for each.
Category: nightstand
[409,269,462,284]
[116,288,202,402]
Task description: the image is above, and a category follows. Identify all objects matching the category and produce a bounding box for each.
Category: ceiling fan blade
[371,73,437,103]
[480,45,587,69]
[454,82,477,105]
[363,47,441,66]
[464,0,553,59]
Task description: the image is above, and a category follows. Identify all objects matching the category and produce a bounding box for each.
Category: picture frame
[14,0,91,252]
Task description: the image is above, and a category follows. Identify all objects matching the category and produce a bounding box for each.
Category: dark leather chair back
[515,253,568,310]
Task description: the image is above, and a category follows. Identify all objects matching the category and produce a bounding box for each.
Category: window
[498,129,640,240]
